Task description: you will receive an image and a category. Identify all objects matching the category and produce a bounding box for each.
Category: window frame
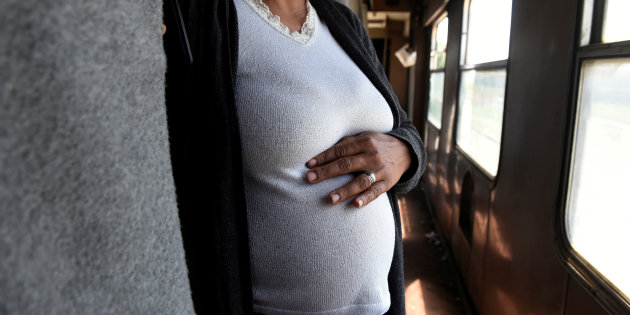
[427,12,449,130]
[556,0,630,313]
[452,0,512,180]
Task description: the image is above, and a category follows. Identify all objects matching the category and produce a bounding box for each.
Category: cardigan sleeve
[334,3,427,193]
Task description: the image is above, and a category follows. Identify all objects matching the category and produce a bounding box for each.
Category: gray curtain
[0,0,194,313]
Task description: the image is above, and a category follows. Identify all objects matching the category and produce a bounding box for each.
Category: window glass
[428,72,445,128]
[580,0,594,46]
[431,17,449,70]
[566,58,630,297]
[428,16,448,129]
[602,0,630,43]
[464,0,512,65]
[456,70,506,175]
[436,17,449,52]
[456,0,511,176]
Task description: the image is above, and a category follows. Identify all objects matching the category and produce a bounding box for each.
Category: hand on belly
[304,131,411,208]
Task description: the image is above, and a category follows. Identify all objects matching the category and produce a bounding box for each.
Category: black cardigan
[163,0,427,313]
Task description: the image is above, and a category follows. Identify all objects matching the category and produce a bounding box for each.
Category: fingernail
[357,199,363,207]
[331,194,340,203]
[306,159,316,167]
[307,172,317,182]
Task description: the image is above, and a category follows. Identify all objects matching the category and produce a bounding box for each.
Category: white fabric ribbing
[235,0,395,314]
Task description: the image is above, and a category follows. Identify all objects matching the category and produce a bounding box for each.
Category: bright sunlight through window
[602,0,630,43]
[456,0,512,176]
[463,0,512,65]
[566,58,630,298]
[428,16,449,129]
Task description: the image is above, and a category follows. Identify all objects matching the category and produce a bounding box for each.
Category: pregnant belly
[244,169,395,312]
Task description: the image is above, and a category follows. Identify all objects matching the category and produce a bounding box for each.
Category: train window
[430,15,449,70]
[456,69,506,175]
[566,58,630,300]
[460,0,512,65]
[428,72,445,129]
[602,0,630,43]
[428,15,449,129]
[455,0,512,176]
[560,1,630,310]
[580,0,594,46]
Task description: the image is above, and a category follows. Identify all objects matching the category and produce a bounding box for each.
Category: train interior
[352,0,630,313]
[3,0,629,313]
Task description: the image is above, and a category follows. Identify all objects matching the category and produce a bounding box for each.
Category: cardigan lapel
[164,0,253,313]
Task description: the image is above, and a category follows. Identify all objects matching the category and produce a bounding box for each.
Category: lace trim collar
[244,0,318,45]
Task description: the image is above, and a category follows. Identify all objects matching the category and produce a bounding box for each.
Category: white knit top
[234,0,395,314]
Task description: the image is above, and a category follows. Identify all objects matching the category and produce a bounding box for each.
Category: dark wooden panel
[480,0,579,313]
[423,0,449,26]
[412,16,430,136]
[464,167,490,308]
[371,0,413,12]
[564,277,609,315]
[388,21,409,109]
[445,150,492,312]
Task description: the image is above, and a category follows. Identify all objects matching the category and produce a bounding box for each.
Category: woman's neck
[262,0,308,32]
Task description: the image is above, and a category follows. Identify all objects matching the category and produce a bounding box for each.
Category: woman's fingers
[305,154,368,184]
[328,173,391,208]
[305,132,412,207]
[305,136,363,168]
[354,181,389,208]
[328,172,380,204]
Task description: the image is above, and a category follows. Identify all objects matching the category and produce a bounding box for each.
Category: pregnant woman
[235,0,425,313]
[164,0,426,313]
